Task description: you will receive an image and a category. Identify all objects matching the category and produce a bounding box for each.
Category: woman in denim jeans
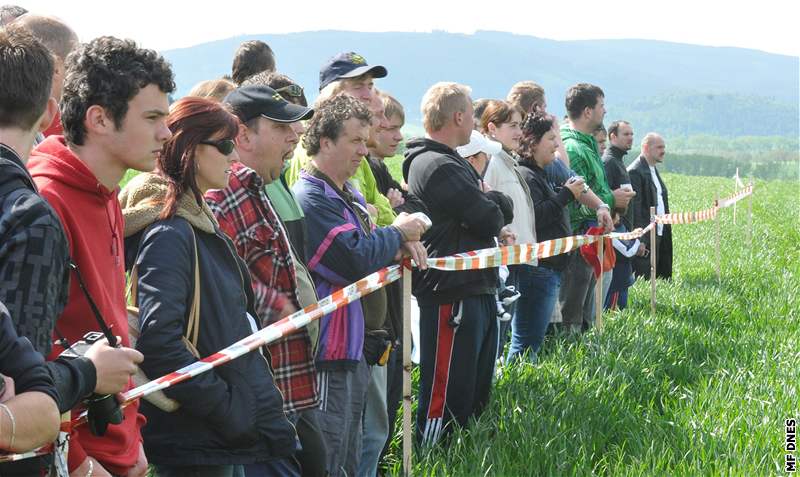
[508,112,586,363]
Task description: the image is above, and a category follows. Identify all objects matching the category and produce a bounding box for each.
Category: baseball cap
[319,51,388,91]
[224,85,314,123]
[456,130,502,158]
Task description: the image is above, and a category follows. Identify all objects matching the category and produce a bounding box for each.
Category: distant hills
[162,30,799,139]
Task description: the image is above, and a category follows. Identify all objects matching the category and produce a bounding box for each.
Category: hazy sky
[21,0,800,57]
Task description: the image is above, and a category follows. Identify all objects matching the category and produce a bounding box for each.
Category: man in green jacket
[285,52,396,227]
[559,83,631,332]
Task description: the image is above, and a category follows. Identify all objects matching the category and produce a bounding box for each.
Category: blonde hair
[506,81,545,116]
[315,80,347,108]
[380,91,404,123]
[421,82,471,133]
[187,78,236,102]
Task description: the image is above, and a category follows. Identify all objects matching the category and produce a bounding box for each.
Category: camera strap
[68,261,117,347]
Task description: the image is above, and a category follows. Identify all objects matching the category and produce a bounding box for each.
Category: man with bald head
[627,133,672,279]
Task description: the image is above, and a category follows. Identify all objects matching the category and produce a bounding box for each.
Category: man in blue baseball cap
[318,51,387,93]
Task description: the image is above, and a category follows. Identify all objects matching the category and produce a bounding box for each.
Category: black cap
[224,85,314,123]
[319,52,388,91]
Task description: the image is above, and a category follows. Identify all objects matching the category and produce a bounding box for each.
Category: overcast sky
[20,0,800,57]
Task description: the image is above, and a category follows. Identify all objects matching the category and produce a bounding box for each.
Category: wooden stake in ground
[733,168,739,225]
[715,194,721,283]
[595,235,604,330]
[650,206,657,315]
[402,261,413,476]
[748,179,753,251]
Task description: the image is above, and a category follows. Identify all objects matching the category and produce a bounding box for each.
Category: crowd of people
[0,6,675,477]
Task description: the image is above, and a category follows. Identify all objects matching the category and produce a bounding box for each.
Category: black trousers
[416,295,497,446]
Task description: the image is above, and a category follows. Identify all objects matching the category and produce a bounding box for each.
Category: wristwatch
[596,203,610,211]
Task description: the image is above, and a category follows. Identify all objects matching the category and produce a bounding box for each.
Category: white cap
[456,130,502,158]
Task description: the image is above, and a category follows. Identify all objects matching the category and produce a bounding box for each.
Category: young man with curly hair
[28,36,175,477]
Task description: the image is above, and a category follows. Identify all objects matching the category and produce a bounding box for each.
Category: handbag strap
[186,227,200,348]
[128,225,201,352]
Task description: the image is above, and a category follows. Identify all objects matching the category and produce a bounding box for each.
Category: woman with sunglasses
[120,97,299,477]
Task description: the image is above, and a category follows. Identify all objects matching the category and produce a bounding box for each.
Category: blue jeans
[507,265,561,363]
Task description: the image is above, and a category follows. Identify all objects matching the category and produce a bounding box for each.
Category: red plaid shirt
[206,163,318,412]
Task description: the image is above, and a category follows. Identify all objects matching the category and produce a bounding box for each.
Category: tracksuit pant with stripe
[315,358,370,477]
[416,295,497,446]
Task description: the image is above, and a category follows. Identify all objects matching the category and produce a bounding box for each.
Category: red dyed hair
[157,97,239,219]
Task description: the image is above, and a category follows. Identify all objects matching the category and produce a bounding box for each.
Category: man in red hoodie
[28,36,175,477]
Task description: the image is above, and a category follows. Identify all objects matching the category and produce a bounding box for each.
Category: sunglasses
[275,84,304,98]
[199,139,236,155]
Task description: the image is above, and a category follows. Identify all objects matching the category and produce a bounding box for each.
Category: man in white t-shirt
[627,133,673,280]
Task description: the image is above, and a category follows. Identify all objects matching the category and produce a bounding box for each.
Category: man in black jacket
[628,133,673,280]
[602,120,635,221]
[0,26,142,476]
[0,300,60,453]
[403,82,514,446]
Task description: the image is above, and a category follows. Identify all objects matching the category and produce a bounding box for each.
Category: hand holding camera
[85,338,143,395]
[60,332,142,436]
[565,175,587,198]
[612,186,636,209]
[392,212,431,242]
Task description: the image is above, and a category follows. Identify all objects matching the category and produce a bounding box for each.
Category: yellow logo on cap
[273,93,284,102]
[349,53,366,65]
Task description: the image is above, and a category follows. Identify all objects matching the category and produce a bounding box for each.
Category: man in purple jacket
[292,94,427,476]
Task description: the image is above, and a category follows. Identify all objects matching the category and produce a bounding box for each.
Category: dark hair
[565,83,604,121]
[506,81,545,117]
[594,123,607,135]
[0,26,54,130]
[14,14,78,61]
[303,94,371,156]
[231,40,275,86]
[480,100,524,134]
[244,71,308,107]
[472,98,490,129]
[60,37,175,146]
[0,4,26,25]
[158,97,239,219]
[518,111,555,163]
[607,120,629,139]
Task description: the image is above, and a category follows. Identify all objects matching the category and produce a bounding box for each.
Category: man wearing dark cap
[318,51,387,94]
[205,85,325,476]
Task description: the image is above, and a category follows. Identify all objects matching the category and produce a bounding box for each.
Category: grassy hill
[378,174,799,475]
[162,30,799,139]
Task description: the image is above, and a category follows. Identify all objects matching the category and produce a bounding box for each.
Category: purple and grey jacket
[293,170,402,370]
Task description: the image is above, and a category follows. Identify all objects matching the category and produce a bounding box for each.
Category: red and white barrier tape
[654,207,718,224]
[0,184,751,463]
[717,185,753,208]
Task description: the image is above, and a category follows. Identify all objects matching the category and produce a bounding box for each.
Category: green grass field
[378,171,799,476]
[131,157,797,476]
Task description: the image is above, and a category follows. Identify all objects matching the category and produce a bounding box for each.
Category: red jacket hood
[28,135,117,198]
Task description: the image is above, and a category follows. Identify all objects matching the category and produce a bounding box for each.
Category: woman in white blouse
[480,100,537,359]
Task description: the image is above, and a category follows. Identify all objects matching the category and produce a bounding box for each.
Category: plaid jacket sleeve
[208,188,291,325]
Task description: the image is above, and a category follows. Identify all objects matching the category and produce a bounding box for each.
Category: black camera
[59,331,123,436]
